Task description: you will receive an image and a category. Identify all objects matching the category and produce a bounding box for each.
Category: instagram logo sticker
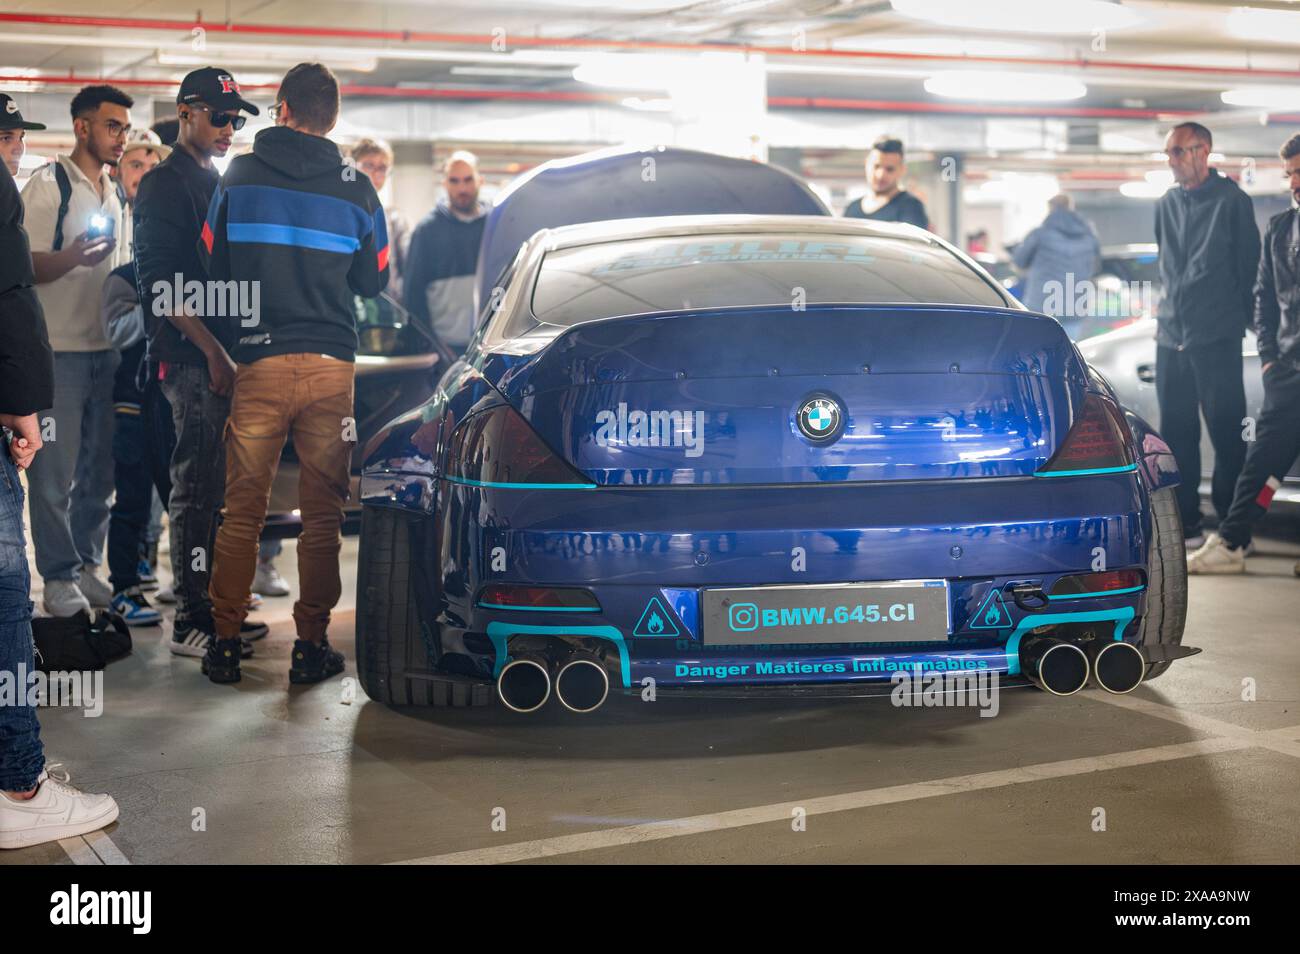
[728,602,759,632]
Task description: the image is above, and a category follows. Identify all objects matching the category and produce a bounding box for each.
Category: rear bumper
[422,472,1152,687]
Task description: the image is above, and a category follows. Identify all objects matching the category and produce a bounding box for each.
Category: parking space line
[1087,692,1300,759]
[393,736,1250,865]
[83,830,131,865]
[58,836,102,865]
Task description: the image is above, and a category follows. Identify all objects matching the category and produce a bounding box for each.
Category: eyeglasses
[94,119,132,140]
[1164,144,1206,160]
[190,104,246,131]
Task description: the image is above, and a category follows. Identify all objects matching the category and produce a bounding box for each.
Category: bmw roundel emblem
[796,395,844,443]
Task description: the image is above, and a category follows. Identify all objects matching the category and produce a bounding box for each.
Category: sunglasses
[189,104,246,131]
[1164,144,1205,160]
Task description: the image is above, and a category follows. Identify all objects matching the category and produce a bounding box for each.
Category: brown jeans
[210,353,355,641]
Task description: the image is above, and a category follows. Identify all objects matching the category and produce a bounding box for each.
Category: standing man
[1154,122,1260,547]
[844,137,929,230]
[0,93,42,179]
[135,67,265,656]
[102,129,170,626]
[203,63,388,684]
[22,85,131,617]
[403,149,487,354]
[1188,133,1300,576]
[1013,193,1102,324]
[350,137,409,301]
[0,129,119,850]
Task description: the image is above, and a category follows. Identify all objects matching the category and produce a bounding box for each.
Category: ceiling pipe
[0,73,1224,119]
[4,11,1300,81]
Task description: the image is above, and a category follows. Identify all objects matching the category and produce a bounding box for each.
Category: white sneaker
[1187,532,1246,575]
[253,560,291,597]
[42,579,90,618]
[77,569,112,608]
[1183,532,1206,550]
[155,584,175,604]
[0,764,119,850]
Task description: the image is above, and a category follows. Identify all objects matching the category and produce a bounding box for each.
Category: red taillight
[1050,568,1146,597]
[445,404,593,487]
[1037,393,1134,476]
[476,584,601,611]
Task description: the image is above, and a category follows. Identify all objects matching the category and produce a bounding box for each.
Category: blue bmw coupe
[357,151,1192,713]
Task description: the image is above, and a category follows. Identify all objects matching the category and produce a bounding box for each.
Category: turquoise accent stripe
[485,622,630,688]
[1034,463,1138,478]
[1004,607,1135,676]
[228,222,361,254]
[445,475,598,490]
[477,602,601,613]
[1047,585,1145,601]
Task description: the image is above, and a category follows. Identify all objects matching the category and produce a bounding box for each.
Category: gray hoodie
[1013,208,1101,316]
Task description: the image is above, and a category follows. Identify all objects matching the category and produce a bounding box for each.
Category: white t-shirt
[20,155,127,352]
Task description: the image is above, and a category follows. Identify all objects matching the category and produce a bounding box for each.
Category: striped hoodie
[198,125,389,363]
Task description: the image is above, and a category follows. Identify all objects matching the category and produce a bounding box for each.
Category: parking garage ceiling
[2,1,1299,118]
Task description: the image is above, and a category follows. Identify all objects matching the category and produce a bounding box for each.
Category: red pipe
[0,73,1210,118]
[4,11,1300,81]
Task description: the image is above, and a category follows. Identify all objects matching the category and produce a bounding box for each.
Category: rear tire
[356,505,493,707]
[1137,487,1188,680]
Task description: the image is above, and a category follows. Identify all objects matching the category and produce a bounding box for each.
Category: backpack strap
[50,160,72,252]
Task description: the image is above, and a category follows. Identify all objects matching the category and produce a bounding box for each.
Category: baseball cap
[177,67,260,116]
[121,127,172,162]
[0,93,47,131]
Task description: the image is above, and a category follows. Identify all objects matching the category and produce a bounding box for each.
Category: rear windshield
[526,232,1008,331]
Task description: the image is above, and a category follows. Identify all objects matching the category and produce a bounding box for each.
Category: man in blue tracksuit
[403,150,488,353]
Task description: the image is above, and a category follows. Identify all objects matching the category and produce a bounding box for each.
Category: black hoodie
[1154,168,1260,351]
[0,162,53,415]
[199,125,389,363]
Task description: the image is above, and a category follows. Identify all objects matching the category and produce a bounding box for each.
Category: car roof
[535,213,935,252]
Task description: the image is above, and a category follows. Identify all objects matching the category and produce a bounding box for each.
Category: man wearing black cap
[134,67,267,660]
[0,93,45,177]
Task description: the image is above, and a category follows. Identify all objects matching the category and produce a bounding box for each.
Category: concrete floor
[5,518,1299,865]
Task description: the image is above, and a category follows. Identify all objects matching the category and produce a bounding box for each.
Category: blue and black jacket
[199,125,389,364]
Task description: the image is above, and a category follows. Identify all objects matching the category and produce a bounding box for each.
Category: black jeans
[1218,361,1300,548]
[107,380,175,594]
[1156,344,1248,534]
[160,364,230,634]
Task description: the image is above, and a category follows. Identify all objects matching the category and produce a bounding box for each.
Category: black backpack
[31,610,132,672]
[45,160,72,252]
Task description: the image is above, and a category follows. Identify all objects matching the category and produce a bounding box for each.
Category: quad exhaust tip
[555,656,610,713]
[1020,636,1090,696]
[497,657,551,713]
[1088,640,1146,694]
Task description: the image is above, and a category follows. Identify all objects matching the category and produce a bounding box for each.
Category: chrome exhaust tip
[497,657,552,713]
[1020,636,1090,696]
[1088,640,1146,694]
[554,656,610,713]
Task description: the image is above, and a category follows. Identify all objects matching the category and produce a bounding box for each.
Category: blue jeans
[0,445,43,792]
[25,350,119,583]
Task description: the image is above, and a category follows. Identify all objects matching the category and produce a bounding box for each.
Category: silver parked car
[1078,318,1300,513]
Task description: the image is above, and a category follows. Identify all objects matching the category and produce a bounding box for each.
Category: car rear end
[437,287,1153,704]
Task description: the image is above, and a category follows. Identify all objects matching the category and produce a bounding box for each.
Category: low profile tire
[356,505,493,707]
[1136,486,1188,680]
